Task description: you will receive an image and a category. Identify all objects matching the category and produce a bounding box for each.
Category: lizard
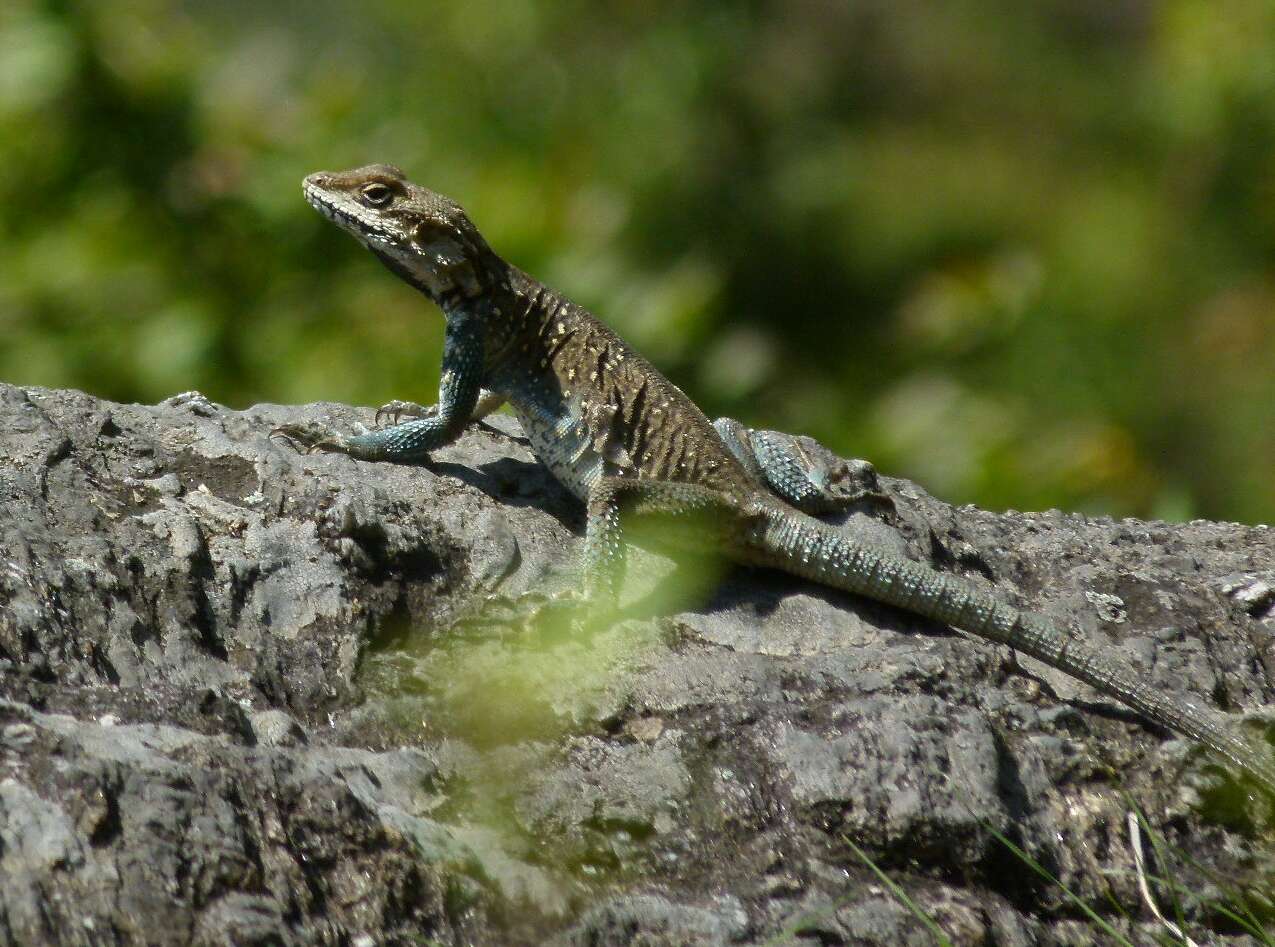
[279,163,1275,794]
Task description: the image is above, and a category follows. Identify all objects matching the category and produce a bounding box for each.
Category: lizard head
[303,164,502,304]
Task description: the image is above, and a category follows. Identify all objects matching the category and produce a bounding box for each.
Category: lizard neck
[373,243,513,314]
[428,266,548,378]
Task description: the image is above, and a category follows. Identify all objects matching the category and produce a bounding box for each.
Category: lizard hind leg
[583,476,749,610]
[445,479,635,637]
[449,477,680,639]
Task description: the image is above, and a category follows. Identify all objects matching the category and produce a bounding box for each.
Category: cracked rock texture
[1,383,1273,946]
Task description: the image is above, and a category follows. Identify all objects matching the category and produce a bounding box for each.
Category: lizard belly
[510,399,614,501]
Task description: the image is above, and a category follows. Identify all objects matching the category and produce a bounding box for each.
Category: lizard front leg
[274,313,485,463]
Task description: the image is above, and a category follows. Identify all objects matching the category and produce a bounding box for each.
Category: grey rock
[557,894,748,946]
[249,708,308,747]
[0,382,1272,945]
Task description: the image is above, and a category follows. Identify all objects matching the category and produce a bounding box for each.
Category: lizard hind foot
[715,419,897,518]
[762,433,894,516]
[268,424,349,455]
[814,458,898,519]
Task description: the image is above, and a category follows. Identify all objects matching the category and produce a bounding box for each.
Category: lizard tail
[752,511,1275,794]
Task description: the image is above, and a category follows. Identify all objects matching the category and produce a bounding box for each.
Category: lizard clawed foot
[268,424,351,455]
[796,455,898,521]
[375,400,435,426]
[828,480,898,521]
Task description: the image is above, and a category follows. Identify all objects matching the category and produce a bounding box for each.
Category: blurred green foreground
[1,0,1273,522]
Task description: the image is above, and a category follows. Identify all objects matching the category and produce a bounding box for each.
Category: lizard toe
[268,424,349,456]
[375,400,434,426]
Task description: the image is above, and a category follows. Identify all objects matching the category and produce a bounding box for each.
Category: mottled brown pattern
[488,268,752,497]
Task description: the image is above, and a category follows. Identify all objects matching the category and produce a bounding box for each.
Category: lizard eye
[360,183,394,206]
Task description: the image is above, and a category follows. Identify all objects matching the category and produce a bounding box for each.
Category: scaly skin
[285,164,1275,793]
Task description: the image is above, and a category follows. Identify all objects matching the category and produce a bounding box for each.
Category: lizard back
[486,272,753,503]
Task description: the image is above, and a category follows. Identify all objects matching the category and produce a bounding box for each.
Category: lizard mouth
[303,180,350,225]
[303,180,401,249]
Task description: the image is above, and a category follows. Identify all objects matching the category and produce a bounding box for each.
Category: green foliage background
[2,0,1273,522]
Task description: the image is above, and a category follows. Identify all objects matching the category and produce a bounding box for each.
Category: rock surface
[0,382,1273,945]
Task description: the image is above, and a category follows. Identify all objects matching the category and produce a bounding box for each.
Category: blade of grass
[1211,903,1275,946]
[1127,811,1198,946]
[1152,833,1275,943]
[759,837,954,947]
[1122,792,1193,940]
[1119,789,1273,944]
[982,823,1136,947]
[842,836,954,947]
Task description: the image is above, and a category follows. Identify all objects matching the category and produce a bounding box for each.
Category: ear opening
[412,222,464,268]
[412,221,482,296]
